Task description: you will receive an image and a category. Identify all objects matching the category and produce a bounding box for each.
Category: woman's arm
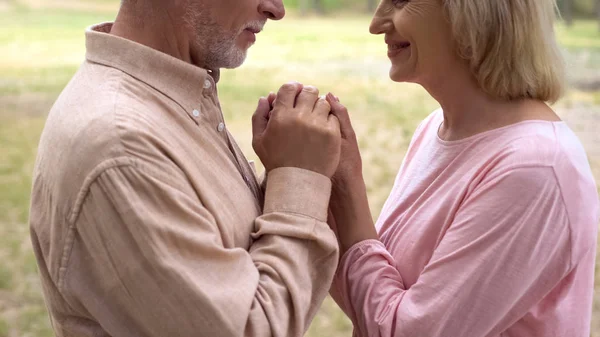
[334,165,574,337]
[327,98,577,337]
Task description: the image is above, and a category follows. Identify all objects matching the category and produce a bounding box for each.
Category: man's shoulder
[57,60,180,120]
[35,61,187,202]
[44,60,184,153]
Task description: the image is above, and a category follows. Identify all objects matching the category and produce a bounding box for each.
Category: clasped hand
[252,81,378,255]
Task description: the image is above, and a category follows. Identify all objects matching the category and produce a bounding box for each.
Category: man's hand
[252,82,342,178]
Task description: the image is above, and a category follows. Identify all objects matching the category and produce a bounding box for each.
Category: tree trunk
[563,0,573,26]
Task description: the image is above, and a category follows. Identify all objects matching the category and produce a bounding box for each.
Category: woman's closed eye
[391,0,409,8]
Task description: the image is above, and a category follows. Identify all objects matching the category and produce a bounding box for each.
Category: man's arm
[69,160,338,337]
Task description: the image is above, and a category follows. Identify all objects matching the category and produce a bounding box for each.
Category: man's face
[185,0,285,69]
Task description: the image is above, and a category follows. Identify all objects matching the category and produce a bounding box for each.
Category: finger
[267,92,277,119]
[274,82,303,108]
[295,85,320,112]
[252,97,271,137]
[326,93,353,139]
[267,92,277,108]
[327,114,342,138]
[313,96,332,120]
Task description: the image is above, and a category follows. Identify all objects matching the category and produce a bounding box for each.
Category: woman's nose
[369,3,391,35]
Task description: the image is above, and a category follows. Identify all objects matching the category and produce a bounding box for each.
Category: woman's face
[369,0,461,85]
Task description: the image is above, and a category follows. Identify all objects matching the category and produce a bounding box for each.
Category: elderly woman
[323,0,600,336]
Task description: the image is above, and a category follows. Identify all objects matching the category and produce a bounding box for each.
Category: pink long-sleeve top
[333,110,599,337]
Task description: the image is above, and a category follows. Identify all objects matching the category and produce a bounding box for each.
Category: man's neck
[110,4,195,65]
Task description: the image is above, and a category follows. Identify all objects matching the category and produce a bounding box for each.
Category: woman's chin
[389,67,414,83]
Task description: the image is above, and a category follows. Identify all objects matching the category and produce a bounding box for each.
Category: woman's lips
[387,42,411,58]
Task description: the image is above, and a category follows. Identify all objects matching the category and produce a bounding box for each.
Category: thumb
[252,97,271,137]
[326,93,354,139]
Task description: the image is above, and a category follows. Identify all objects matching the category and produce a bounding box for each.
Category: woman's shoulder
[487,121,589,172]
[484,121,598,250]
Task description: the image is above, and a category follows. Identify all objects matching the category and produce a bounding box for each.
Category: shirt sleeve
[68,159,339,337]
[336,166,573,337]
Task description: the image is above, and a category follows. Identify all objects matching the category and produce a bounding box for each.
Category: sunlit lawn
[1,3,599,337]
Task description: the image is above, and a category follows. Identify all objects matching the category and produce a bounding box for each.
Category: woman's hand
[325,94,379,255]
[325,94,364,188]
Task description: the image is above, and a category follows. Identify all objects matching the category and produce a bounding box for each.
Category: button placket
[200,78,228,137]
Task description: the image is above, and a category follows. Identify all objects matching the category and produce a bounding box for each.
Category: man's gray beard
[202,34,248,69]
[184,7,248,70]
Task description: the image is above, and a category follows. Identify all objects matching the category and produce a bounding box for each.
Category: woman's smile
[386,39,411,58]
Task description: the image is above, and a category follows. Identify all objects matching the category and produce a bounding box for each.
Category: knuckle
[317,99,331,111]
[280,82,299,93]
[302,85,319,95]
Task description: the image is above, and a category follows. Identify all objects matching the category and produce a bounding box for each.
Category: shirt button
[217,123,225,132]
[203,79,212,89]
[192,109,200,117]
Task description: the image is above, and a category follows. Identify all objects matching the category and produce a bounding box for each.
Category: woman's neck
[422,68,559,141]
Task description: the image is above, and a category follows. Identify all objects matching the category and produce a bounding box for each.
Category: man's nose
[259,0,285,20]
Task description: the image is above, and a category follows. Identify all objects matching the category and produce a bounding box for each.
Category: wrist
[332,171,365,196]
[329,180,378,256]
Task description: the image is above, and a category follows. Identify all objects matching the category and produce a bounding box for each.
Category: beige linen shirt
[29,23,339,337]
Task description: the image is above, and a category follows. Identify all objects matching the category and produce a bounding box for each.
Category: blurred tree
[314,0,324,14]
[557,0,598,19]
[289,0,598,18]
[597,0,600,31]
[299,0,308,15]
[367,0,377,12]
[564,0,574,26]
[299,0,324,16]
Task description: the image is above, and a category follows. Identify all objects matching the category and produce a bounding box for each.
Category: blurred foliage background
[0,0,598,336]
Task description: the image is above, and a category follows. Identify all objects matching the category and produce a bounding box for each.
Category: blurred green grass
[0,2,599,337]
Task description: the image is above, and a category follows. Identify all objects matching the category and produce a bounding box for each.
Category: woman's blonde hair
[445,0,565,103]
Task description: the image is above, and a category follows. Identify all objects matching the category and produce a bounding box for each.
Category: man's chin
[220,49,248,69]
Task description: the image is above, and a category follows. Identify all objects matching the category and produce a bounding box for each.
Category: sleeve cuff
[340,239,387,268]
[263,167,332,222]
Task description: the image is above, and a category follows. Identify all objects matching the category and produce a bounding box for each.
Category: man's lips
[243,29,259,43]
[244,27,262,34]
[242,23,264,44]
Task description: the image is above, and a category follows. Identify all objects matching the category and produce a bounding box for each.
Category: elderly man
[29,0,342,336]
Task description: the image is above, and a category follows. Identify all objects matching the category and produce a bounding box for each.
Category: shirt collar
[85,22,220,120]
